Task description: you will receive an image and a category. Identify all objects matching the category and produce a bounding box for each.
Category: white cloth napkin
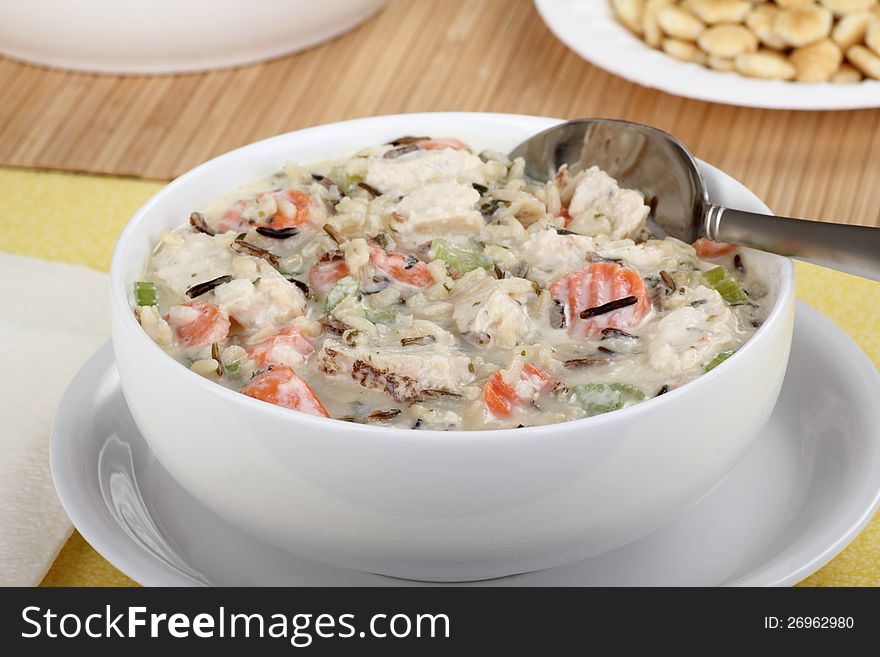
[0,253,109,586]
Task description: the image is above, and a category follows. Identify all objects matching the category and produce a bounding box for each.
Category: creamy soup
[135,136,770,430]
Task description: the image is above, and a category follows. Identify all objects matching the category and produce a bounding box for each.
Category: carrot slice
[418,138,470,151]
[266,189,311,229]
[370,247,434,288]
[308,255,350,293]
[243,366,329,417]
[560,207,571,226]
[248,327,315,368]
[483,364,553,417]
[520,363,552,399]
[693,237,735,259]
[218,201,248,232]
[218,189,312,232]
[483,371,519,417]
[549,262,650,339]
[172,301,230,348]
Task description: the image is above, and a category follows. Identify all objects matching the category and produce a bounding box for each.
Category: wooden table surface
[0,0,878,228]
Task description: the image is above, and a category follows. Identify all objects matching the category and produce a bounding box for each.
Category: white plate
[51,303,880,586]
[0,0,385,75]
[535,0,880,110]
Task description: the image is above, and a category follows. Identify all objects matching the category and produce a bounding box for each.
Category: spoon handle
[705,204,880,282]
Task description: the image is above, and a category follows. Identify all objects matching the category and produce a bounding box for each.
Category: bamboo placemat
[1,0,878,222]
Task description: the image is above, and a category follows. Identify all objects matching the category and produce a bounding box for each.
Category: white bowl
[0,0,384,74]
[535,0,880,111]
[109,112,795,581]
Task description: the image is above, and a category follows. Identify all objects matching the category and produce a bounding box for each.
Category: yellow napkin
[0,166,876,587]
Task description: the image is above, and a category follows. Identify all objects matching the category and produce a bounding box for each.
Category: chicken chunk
[596,237,698,277]
[646,285,742,375]
[391,181,483,249]
[448,269,537,348]
[364,148,488,196]
[150,232,235,299]
[512,228,598,285]
[566,166,649,240]
[317,341,475,401]
[212,275,306,331]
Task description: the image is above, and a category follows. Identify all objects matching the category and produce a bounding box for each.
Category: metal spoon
[509,118,880,281]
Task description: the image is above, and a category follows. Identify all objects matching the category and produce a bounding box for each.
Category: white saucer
[535,0,880,110]
[50,303,880,586]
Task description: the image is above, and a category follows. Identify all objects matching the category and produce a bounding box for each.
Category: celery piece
[327,165,363,196]
[135,281,157,306]
[430,238,492,277]
[703,266,748,304]
[325,275,360,312]
[365,308,400,325]
[705,350,735,372]
[571,383,645,417]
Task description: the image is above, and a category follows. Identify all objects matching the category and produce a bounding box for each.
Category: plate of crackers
[535,0,880,110]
